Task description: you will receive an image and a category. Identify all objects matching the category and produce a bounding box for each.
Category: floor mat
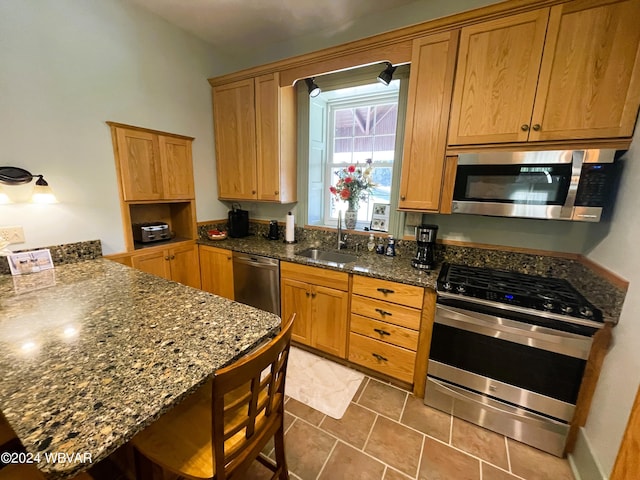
[285,346,364,419]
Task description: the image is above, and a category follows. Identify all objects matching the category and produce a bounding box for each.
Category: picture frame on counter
[370,203,390,232]
[7,249,54,275]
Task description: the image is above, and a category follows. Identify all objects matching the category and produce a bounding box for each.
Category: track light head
[377,63,397,86]
[305,78,321,97]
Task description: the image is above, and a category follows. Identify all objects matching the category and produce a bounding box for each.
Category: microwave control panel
[575,163,618,207]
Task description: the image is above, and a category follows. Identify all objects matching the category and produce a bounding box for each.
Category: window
[327,96,398,226]
[304,70,406,231]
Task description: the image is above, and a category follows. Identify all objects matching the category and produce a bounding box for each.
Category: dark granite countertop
[198,235,440,289]
[197,234,626,324]
[0,259,281,479]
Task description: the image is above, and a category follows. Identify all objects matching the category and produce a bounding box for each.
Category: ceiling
[125,0,422,57]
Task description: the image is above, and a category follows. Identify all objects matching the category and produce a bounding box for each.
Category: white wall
[571,120,640,476]
[0,0,233,254]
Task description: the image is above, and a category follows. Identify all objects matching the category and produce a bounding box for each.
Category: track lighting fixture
[0,166,58,204]
[305,78,321,97]
[377,62,397,86]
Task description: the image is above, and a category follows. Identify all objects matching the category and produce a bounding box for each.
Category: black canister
[267,220,279,240]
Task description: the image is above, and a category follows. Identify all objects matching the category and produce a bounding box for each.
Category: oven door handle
[435,304,591,359]
[428,377,568,432]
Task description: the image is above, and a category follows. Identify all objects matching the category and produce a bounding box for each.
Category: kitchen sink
[296,248,357,265]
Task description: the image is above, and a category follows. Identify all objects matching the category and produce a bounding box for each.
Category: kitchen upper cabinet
[199,245,234,299]
[213,73,296,202]
[448,0,640,146]
[448,9,549,145]
[114,126,194,201]
[398,31,459,211]
[280,262,348,358]
[530,0,640,141]
[131,242,201,289]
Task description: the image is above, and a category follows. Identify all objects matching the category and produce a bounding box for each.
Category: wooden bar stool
[132,314,295,480]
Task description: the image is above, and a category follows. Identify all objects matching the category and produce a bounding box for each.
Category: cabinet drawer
[281,262,349,291]
[348,333,416,383]
[352,276,424,308]
[350,314,419,351]
[351,295,421,330]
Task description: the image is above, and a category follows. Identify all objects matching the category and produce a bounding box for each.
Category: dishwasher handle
[232,253,279,268]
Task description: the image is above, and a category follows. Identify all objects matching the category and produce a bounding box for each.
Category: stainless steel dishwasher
[232,252,280,315]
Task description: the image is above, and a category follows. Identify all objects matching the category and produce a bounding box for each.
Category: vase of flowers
[329,160,375,230]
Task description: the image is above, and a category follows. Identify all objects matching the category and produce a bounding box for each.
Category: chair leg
[273,422,289,480]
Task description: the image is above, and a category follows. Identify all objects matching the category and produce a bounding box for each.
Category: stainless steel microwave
[451,149,620,222]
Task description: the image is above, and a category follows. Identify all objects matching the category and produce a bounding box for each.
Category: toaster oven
[132,222,171,243]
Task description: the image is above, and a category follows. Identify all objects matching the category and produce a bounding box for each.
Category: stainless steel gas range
[424,263,604,457]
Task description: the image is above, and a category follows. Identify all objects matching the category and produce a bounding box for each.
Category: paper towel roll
[285,212,295,243]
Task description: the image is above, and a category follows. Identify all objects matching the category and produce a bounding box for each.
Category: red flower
[329,186,337,194]
[344,177,352,184]
[340,189,351,200]
[348,165,356,173]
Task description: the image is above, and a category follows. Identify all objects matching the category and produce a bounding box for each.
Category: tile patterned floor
[248,375,577,480]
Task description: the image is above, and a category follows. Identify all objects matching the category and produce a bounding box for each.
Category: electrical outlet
[0,226,25,244]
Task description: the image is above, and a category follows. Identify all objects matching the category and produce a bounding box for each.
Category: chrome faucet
[337,211,346,250]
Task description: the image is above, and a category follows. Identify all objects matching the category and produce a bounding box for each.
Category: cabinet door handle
[377,288,395,295]
[170,255,175,260]
[372,353,388,362]
[375,308,392,317]
[252,190,257,195]
[400,195,406,201]
[532,124,541,131]
[274,190,279,195]
[520,124,530,131]
[306,291,310,297]
[311,292,316,298]
[373,328,391,336]
[164,256,170,261]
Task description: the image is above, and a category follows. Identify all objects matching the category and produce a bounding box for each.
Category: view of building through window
[323,82,400,227]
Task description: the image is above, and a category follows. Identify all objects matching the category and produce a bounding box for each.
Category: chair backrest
[211,314,294,479]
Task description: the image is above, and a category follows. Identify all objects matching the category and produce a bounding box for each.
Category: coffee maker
[411,224,438,270]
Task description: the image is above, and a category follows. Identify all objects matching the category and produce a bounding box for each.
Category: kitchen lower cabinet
[131,242,200,289]
[349,276,424,384]
[280,262,349,358]
[199,245,234,299]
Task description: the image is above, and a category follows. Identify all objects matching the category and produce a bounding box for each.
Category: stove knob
[442,282,452,291]
[579,306,593,318]
[456,284,467,294]
[560,304,574,314]
[543,301,555,311]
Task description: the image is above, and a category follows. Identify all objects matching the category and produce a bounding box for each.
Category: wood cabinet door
[399,31,459,211]
[131,249,171,280]
[447,9,549,145]
[199,245,234,299]
[255,73,281,202]
[158,136,194,199]
[281,277,312,346]
[169,243,201,289]
[311,285,348,359]
[213,78,258,200]
[116,128,164,201]
[530,0,640,141]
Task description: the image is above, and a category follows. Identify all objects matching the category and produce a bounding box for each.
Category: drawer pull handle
[373,328,391,336]
[377,288,395,295]
[372,353,388,362]
[375,308,392,317]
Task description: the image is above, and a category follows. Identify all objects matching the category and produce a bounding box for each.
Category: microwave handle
[560,150,585,219]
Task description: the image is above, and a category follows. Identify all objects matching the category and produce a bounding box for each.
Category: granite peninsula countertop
[0,259,281,479]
